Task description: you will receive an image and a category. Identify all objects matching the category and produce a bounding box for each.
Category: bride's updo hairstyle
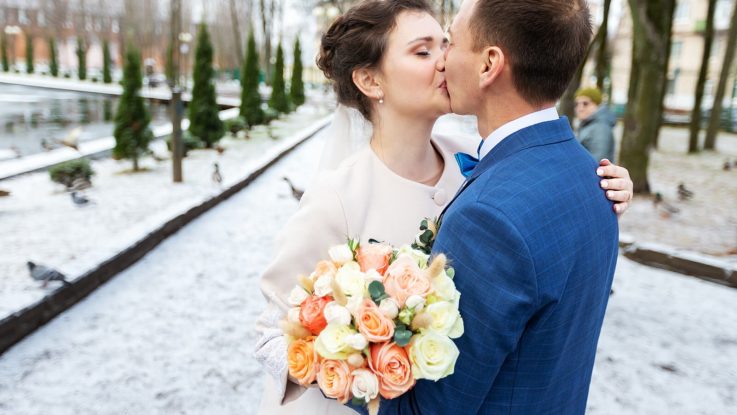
[316,0,433,120]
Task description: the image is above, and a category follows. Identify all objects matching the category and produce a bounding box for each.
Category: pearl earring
[379,98,384,104]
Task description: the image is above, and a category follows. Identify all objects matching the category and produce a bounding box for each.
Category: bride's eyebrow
[407,36,448,45]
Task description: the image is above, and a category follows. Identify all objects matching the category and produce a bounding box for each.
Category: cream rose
[350,368,380,404]
[323,301,352,326]
[378,298,399,319]
[424,301,464,339]
[396,245,430,268]
[335,261,367,298]
[344,333,369,351]
[314,324,356,360]
[328,244,354,265]
[409,332,459,381]
[431,273,459,303]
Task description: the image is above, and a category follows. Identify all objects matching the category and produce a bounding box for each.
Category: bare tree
[594,0,612,92]
[688,0,718,153]
[704,0,737,150]
[619,0,676,194]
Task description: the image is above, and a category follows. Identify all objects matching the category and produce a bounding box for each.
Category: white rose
[314,324,356,360]
[364,269,383,284]
[378,298,399,319]
[287,307,301,324]
[288,286,310,306]
[328,244,354,265]
[343,333,368,350]
[323,301,352,326]
[425,301,463,338]
[409,332,459,381]
[345,294,363,316]
[431,273,459,303]
[405,295,426,312]
[335,262,367,298]
[397,245,430,268]
[313,274,334,297]
[350,368,379,404]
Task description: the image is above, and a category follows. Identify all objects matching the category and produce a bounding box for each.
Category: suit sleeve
[254,175,348,405]
[373,199,539,414]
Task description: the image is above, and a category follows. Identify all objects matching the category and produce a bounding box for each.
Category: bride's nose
[436,52,446,72]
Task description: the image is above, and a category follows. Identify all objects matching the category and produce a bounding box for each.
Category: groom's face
[442,0,483,116]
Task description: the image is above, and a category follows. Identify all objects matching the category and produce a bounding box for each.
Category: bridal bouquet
[281,238,463,411]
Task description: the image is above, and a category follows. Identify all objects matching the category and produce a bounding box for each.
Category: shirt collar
[478,107,560,160]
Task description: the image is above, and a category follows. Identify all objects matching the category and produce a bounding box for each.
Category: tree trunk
[259,0,273,84]
[688,0,718,153]
[229,0,244,64]
[595,0,612,91]
[705,0,737,150]
[619,0,676,194]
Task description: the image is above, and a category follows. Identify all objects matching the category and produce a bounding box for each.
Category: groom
[363,0,620,413]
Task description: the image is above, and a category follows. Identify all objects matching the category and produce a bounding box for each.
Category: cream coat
[254,133,476,414]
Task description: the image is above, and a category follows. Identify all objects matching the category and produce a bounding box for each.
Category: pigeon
[215,144,226,155]
[70,177,92,192]
[70,191,91,206]
[0,189,10,197]
[61,127,82,150]
[653,192,680,218]
[41,138,55,151]
[282,177,304,201]
[212,162,223,186]
[677,183,694,201]
[27,261,70,288]
[725,161,732,171]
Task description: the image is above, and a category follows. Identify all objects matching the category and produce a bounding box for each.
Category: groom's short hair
[469,0,592,105]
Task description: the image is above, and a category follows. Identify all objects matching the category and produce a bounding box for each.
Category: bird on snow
[41,138,55,151]
[0,189,10,197]
[215,144,226,155]
[27,261,70,288]
[212,162,223,186]
[282,177,304,201]
[653,192,680,218]
[725,160,732,171]
[61,127,82,151]
[70,191,91,206]
[677,183,694,201]
[70,177,92,192]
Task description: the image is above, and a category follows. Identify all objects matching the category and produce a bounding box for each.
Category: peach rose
[317,359,353,404]
[369,342,416,399]
[299,295,332,335]
[287,336,318,386]
[383,255,432,307]
[356,299,395,343]
[311,260,338,281]
[356,243,393,275]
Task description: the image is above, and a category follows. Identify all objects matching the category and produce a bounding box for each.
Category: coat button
[433,189,447,206]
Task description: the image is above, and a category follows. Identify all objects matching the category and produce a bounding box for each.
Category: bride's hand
[597,159,633,217]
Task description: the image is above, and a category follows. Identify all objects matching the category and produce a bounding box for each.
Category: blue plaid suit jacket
[351,117,619,414]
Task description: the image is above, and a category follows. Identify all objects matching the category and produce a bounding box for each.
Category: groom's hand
[597,159,633,217]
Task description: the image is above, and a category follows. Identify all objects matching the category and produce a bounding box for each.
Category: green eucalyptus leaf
[394,328,412,347]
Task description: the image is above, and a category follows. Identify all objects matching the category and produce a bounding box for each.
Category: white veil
[317,104,373,171]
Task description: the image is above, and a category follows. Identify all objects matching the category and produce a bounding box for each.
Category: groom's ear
[479,46,505,90]
[352,68,383,100]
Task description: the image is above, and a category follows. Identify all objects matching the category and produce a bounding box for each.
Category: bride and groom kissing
[255,0,630,413]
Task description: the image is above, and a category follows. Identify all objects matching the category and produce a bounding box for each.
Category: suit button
[433,189,447,206]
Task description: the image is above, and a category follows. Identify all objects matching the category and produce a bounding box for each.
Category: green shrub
[49,158,94,188]
[224,116,247,135]
[166,130,204,157]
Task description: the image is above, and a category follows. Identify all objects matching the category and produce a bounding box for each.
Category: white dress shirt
[478,107,560,160]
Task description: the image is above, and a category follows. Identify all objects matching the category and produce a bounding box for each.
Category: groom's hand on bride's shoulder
[597,159,634,217]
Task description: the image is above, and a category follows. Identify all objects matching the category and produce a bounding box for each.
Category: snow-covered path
[1,127,736,414]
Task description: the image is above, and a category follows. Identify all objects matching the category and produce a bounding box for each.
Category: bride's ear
[479,46,505,89]
[352,68,383,100]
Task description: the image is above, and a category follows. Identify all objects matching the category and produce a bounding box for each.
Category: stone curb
[619,235,737,289]
[0,116,331,355]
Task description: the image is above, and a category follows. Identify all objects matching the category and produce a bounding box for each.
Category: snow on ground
[0,100,331,320]
[0,125,735,414]
[616,126,737,263]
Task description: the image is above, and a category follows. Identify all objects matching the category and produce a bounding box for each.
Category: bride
[254,0,633,413]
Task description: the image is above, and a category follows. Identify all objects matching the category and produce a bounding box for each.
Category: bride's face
[376,11,450,119]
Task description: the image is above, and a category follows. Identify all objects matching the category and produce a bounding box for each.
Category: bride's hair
[316,0,433,120]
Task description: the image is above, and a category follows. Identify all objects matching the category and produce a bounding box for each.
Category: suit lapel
[439,117,575,221]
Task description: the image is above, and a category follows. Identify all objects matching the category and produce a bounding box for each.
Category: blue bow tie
[454,140,484,178]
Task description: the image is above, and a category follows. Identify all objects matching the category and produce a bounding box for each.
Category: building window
[667,68,681,95]
[18,8,29,25]
[38,11,46,27]
[674,0,689,23]
[112,19,119,33]
[705,80,715,97]
[671,41,683,61]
